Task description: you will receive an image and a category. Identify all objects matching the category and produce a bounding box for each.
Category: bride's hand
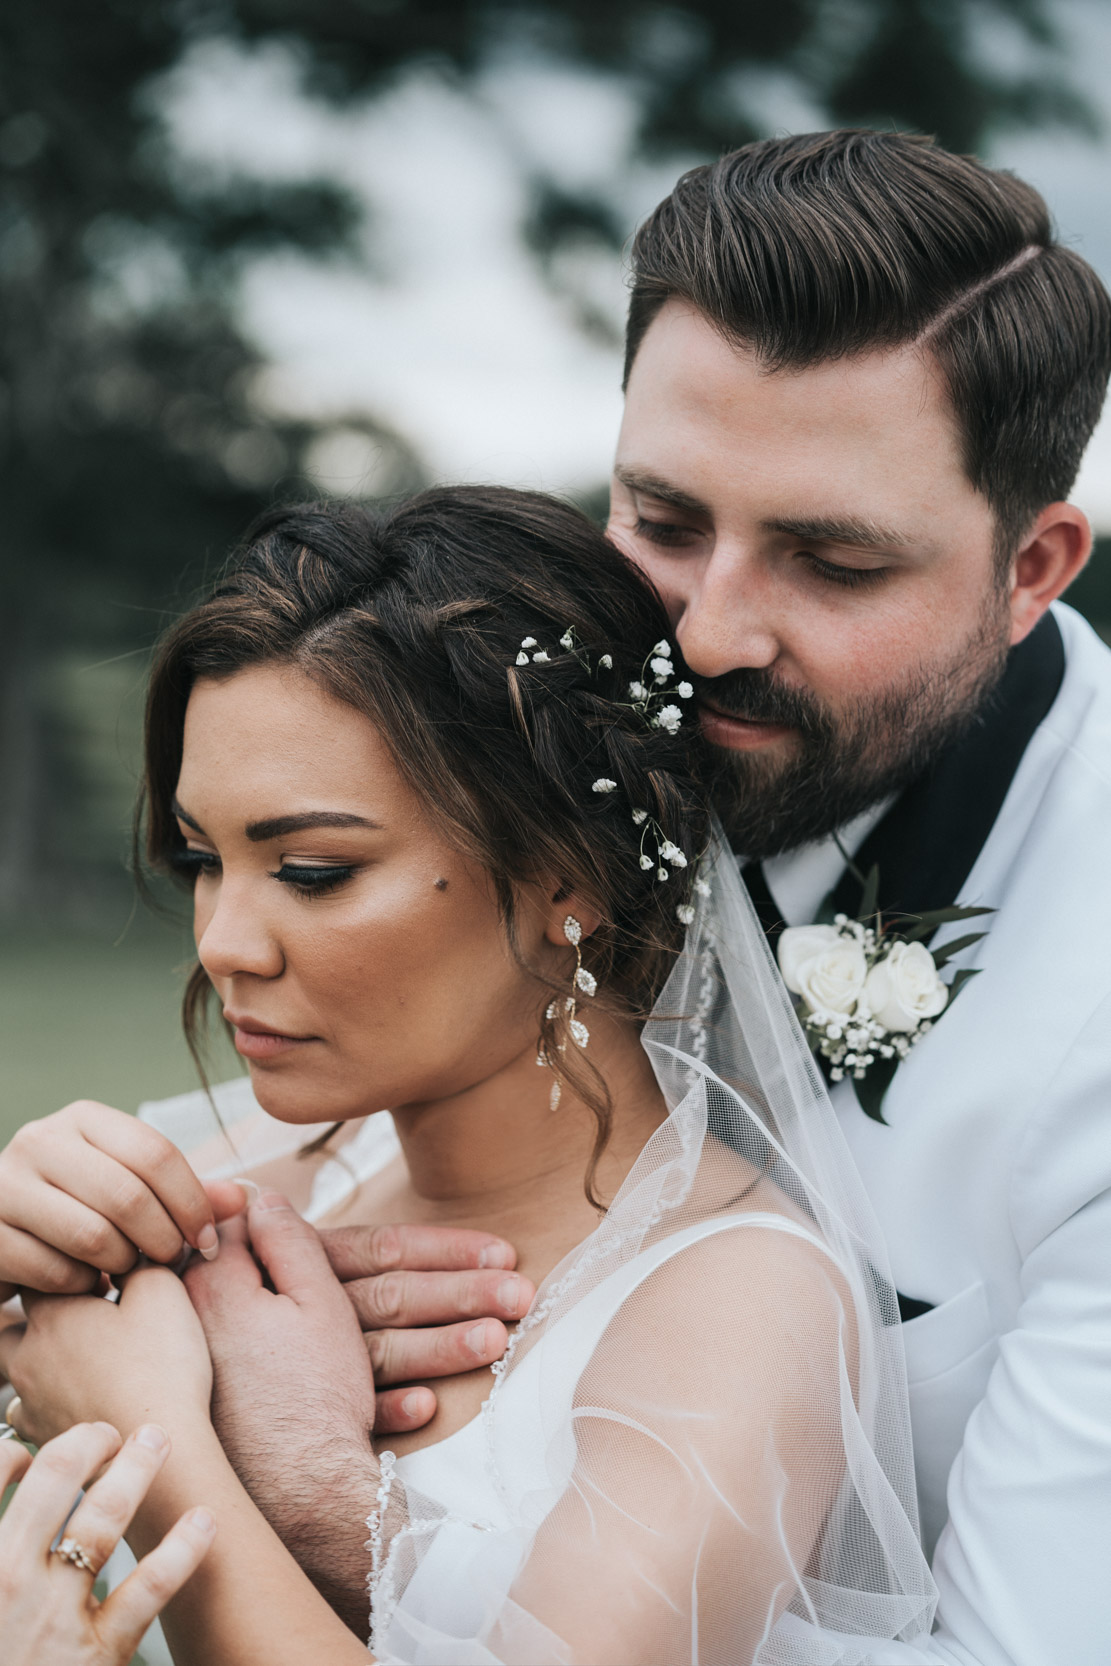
[0,1101,246,1301]
[0,1421,215,1666]
[0,1265,214,1447]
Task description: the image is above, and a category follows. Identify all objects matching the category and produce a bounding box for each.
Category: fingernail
[196,1224,219,1262]
[402,1390,427,1419]
[497,1276,523,1314]
[135,1424,169,1452]
[478,1243,514,1270]
[233,1178,261,1206]
[186,1507,216,1536]
[254,1189,290,1212]
[94,1422,120,1439]
[466,1321,492,1358]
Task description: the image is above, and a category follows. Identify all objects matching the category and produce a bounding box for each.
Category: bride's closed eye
[269,863,357,898]
[169,847,357,899]
[170,847,219,880]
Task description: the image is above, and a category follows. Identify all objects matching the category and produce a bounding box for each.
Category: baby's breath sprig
[558,625,613,673]
[514,626,612,674]
[622,641,693,735]
[631,806,689,887]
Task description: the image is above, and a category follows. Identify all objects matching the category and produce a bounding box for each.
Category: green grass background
[0,917,218,1146]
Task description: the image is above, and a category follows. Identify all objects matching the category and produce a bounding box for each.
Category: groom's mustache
[695,669,834,743]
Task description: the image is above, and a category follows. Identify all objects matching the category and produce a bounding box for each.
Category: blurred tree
[0,0,1094,911]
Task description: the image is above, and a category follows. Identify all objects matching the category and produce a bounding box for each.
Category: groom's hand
[185,1196,381,1632]
[318,1224,534,1435]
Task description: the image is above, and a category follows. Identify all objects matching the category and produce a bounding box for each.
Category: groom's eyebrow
[764,514,912,551]
[614,465,711,516]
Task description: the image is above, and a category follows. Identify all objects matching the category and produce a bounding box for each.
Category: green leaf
[930,931,988,970]
[814,892,839,927]
[853,1053,900,1125]
[900,905,996,941]
[946,966,983,1002]
[859,863,880,923]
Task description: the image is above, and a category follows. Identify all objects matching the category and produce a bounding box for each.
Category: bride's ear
[541,890,602,948]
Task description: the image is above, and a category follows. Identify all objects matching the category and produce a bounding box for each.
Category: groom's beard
[704,599,1013,860]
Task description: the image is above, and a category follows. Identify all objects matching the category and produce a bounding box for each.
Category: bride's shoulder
[578,1201,853,1440]
[590,1148,855,1387]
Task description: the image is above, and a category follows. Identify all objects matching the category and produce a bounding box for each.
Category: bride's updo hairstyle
[140,486,709,1198]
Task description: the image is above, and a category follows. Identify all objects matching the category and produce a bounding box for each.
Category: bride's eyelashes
[269,863,357,898]
[169,846,357,899]
[169,847,219,880]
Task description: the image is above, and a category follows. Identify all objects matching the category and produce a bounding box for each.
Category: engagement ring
[53,1538,98,1575]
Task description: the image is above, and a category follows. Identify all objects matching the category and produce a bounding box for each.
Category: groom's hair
[626,130,1111,562]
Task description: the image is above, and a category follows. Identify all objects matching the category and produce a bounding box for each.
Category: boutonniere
[776,863,994,1124]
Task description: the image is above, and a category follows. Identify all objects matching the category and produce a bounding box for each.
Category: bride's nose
[195,876,285,983]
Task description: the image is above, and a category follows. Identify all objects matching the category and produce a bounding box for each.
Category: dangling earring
[536,915,596,1109]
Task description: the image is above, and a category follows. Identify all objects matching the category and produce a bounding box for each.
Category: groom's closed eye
[634,515,703,549]
[798,553,890,589]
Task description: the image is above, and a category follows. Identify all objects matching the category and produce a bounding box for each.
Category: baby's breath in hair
[511,627,698,886]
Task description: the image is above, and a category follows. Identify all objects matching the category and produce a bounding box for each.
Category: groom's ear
[1007,502,1091,644]
[541,888,603,948]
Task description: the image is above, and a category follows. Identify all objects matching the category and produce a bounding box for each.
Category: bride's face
[173,663,557,1124]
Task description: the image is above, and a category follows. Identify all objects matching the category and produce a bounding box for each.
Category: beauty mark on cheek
[434,877,449,892]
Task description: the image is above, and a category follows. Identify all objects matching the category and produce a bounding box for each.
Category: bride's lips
[698,700,796,751]
[225,1013,317,1062]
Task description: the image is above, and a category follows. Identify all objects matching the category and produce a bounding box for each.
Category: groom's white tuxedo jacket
[758,601,1111,1666]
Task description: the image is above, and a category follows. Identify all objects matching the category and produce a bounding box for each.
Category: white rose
[795,941,868,1017]
[864,940,949,1033]
[777,925,841,993]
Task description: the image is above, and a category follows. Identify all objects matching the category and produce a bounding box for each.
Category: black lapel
[823,610,1065,923]
[740,860,789,951]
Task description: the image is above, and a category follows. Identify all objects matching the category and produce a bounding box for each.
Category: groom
[195,132,1111,1662]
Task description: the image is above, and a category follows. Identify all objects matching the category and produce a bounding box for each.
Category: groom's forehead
[617,304,974,518]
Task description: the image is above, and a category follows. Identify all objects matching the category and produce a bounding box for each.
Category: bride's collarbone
[376,1358,499,1462]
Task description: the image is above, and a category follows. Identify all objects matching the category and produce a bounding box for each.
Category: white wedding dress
[134,838,940,1665]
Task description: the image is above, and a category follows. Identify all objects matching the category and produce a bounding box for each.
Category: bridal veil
[359,834,938,1664]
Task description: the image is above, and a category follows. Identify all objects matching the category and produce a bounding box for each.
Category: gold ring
[4,1395,22,1430]
[53,1537,99,1575]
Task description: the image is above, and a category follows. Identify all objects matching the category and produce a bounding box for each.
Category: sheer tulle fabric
[362,838,936,1664]
[141,836,938,1664]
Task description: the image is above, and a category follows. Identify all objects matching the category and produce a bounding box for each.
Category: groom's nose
[673,545,782,680]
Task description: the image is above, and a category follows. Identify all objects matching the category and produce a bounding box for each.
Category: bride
[0,486,937,1663]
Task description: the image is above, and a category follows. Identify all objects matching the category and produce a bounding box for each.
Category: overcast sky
[162,0,1111,526]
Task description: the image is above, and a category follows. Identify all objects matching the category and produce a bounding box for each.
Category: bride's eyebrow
[172,799,206,835]
[171,801,381,840]
[244,811,381,842]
